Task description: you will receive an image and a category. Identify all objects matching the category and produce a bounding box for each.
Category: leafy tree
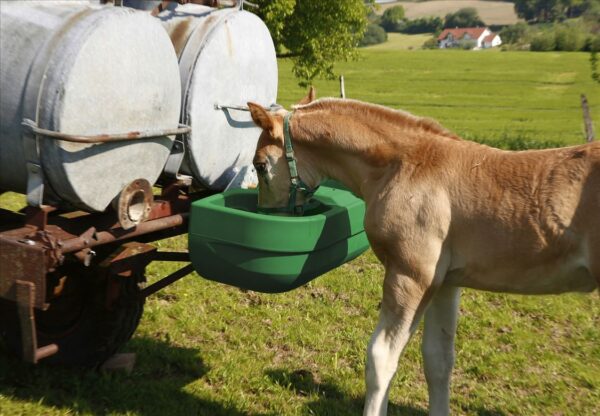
[499,22,529,44]
[250,0,371,86]
[530,32,557,50]
[513,0,539,21]
[381,5,405,32]
[360,24,388,47]
[513,0,598,22]
[402,17,444,34]
[444,8,485,28]
[422,37,439,49]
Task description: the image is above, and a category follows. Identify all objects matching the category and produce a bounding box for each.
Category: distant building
[437,27,502,50]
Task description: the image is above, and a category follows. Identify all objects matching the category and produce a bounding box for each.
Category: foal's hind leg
[422,285,461,416]
[363,264,442,416]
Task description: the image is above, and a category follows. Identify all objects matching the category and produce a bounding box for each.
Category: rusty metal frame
[15,281,59,363]
[0,178,205,364]
[21,119,191,144]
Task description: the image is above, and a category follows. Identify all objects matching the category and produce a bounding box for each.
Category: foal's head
[248,88,316,213]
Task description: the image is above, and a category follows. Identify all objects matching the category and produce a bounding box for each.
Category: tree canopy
[250,0,371,86]
[513,0,599,22]
[380,5,405,32]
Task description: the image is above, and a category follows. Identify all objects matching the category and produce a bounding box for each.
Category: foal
[248,94,599,416]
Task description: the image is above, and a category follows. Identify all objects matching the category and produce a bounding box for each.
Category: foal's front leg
[363,265,438,416]
[422,285,460,416]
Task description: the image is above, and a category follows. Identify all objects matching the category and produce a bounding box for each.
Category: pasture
[1,48,599,415]
[377,1,521,26]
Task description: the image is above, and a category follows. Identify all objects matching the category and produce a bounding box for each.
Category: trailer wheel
[1,265,145,367]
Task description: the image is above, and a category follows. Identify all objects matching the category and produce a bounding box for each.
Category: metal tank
[155,3,278,190]
[0,2,182,212]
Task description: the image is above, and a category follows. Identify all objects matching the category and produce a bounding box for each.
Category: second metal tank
[155,3,278,190]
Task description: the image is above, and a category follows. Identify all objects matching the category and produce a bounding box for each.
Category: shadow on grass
[266,368,509,416]
[266,368,426,416]
[0,337,271,416]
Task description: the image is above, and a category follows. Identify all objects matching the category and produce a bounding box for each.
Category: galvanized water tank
[156,3,278,190]
[0,2,182,212]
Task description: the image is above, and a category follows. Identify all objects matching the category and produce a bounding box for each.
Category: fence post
[339,75,346,99]
[581,94,595,142]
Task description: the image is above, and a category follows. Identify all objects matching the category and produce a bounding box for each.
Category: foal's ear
[297,86,316,105]
[248,102,276,135]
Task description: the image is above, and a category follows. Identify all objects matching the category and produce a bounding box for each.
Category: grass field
[1,48,599,416]
[366,32,434,51]
[377,0,522,26]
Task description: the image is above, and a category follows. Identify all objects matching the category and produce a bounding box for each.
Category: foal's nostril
[254,162,267,174]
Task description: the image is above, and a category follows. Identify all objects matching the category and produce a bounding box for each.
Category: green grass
[277,49,600,146]
[365,33,434,51]
[1,48,599,416]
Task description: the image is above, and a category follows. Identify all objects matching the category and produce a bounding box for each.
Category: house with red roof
[437,27,502,50]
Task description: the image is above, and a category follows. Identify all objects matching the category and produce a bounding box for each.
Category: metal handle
[22,119,191,144]
[214,103,283,112]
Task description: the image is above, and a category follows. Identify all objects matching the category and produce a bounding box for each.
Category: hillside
[378,0,522,26]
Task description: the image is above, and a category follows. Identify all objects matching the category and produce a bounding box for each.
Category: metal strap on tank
[21,119,191,144]
[163,135,186,178]
[22,122,45,207]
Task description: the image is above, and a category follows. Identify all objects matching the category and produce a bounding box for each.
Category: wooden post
[581,94,595,142]
[339,75,346,99]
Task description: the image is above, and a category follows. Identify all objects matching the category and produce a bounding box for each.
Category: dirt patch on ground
[378,1,522,26]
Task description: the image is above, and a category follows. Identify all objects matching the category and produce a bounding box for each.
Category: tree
[499,22,529,44]
[360,24,388,47]
[513,0,595,22]
[381,5,405,32]
[250,0,371,86]
[444,8,485,28]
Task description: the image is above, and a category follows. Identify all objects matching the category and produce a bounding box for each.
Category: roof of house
[437,27,488,41]
[484,33,499,43]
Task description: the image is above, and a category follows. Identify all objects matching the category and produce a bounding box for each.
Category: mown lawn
[366,33,434,51]
[1,48,599,416]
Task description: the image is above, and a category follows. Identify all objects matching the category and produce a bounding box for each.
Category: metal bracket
[138,263,194,298]
[163,138,186,178]
[16,280,58,363]
[25,162,45,207]
[22,117,45,207]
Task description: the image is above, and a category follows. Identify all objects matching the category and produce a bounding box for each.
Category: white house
[437,27,502,50]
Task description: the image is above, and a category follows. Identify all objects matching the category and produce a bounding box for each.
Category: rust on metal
[115,179,153,230]
[100,242,157,276]
[16,280,59,363]
[1,178,203,364]
[61,213,187,254]
[170,18,192,57]
[1,178,196,308]
[1,236,51,309]
[24,205,57,230]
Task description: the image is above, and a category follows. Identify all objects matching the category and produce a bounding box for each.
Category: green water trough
[188,184,369,293]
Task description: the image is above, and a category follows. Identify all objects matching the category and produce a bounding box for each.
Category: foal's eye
[254,162,267,174]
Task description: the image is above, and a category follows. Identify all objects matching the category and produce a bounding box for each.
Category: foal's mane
[294,98,460,142]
